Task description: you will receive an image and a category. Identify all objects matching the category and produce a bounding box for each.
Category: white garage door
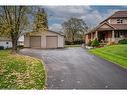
[30,36,41,48]
[46,36,58,48]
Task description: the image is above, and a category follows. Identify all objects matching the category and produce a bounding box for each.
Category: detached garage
[24,30,64,49]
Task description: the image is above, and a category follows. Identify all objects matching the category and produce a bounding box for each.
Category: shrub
[91,39,100,47]
[118,39,127,44]
[65,41,71,45]
[73,40,84,44]
[107,41,116,45]
[0,46,4,50]
[65,40,84,45]
[17,45,24,48]
[87,40,92,46]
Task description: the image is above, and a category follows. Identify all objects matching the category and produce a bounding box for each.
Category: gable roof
[96,22,115,30]
[48,30,64,36]
[26,30,64,36]
[85,11,127,35]
[100,11,127,24]
[111,11,127,18]
[85,22,115,34]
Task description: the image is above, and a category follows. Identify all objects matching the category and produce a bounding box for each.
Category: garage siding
[30,36,41,48]
[46,36,58,48]
[24,31,64,49]
[58,35,64,48]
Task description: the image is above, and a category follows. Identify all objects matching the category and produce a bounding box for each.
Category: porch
[85,30,127,44]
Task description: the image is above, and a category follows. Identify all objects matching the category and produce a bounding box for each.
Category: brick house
[85,11,127,44]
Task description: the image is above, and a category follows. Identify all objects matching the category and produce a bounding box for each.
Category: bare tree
[0,6,31,53]
[0,6,48,54]
[62,18,88,44]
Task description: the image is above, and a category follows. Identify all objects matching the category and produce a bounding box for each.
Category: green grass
[0,50,46,89]
[90,45,127,69]
[65,44,81,48]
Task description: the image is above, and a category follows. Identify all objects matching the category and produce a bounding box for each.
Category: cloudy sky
[42,6,127,32]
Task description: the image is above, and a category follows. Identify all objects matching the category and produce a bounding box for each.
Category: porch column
[91,33,93,40]
[112,30,115,42]
[95,31,98,40]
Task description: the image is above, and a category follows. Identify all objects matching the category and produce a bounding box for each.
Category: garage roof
[25,30,64,36]
[48,30,64,36]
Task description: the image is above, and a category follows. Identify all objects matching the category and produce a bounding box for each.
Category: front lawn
[0,50,46,89]
[90,45,127,69]
[65,44,81,48]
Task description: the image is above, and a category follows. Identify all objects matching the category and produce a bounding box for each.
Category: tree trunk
[72,31,75,45]
[72,37,75,45]
[11,37,18,54]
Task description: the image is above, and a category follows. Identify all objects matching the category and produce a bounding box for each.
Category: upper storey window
[117,18,123,24]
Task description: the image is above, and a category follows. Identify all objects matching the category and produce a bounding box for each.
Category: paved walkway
[20,48,127,89]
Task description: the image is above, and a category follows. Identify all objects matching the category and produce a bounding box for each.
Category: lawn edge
[18,54,47,89]
[89,50,127,70]
[40,60,47,89]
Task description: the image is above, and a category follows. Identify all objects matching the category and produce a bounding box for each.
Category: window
[115,31,120,38]
[117,18,123,24]
[6,42,9,44]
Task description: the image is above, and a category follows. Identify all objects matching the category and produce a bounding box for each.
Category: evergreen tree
[33,8,48,32]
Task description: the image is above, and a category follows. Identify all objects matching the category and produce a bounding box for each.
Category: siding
[109,18,127,24]
[24,35,30,47]
[58,35,64,48]
[0,41,12,49]
[24,31,64,48]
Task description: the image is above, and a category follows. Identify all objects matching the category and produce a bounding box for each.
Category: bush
[0,46,4,50]
[118,39,127,44]
[87,40,92,46]
[91,39,100,47]
[65,40,84,45]
[73,40,84,44]
[17,45,24,48]
[65,41,71,45]
[107,41,116,45]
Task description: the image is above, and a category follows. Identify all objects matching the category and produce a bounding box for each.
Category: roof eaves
[48,30,64,36]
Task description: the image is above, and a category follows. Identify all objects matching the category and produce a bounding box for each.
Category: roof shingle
[111,11,127,18]
[111,24,127,30]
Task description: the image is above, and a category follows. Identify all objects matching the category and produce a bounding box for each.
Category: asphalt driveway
[20,47,127,89]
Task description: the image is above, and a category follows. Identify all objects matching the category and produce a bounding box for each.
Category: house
[18,36,24,46]
[24,30,64,49]
[0,36,24,49]
[0,37,12,49]
[85,11,127,44]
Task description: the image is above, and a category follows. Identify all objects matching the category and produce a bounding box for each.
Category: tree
[0,6,30,54]
[33,8,48,32]
[0,6,48,54]
[62,18,88,44]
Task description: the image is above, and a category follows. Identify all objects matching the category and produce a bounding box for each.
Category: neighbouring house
[24,30,64,49]
[85,11,127,44]
[18,36,24,46]
[0,36,24,49]
[0,37,12,49]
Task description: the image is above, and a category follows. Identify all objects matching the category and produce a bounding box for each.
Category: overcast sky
[19,6,127,41]
[42,6,127,32]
